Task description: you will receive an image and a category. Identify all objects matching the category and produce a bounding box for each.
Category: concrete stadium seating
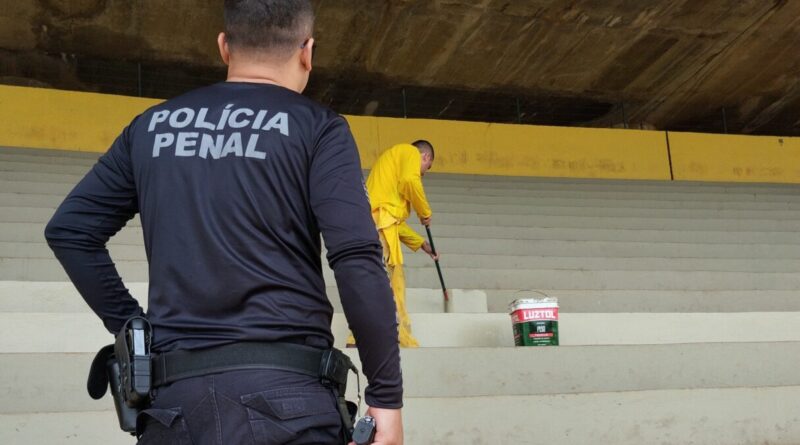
[2,146,800,444]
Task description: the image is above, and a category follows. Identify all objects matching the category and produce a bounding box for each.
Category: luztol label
[509,297,559,347]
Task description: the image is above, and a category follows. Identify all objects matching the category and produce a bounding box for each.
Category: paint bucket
[509,297,559,346]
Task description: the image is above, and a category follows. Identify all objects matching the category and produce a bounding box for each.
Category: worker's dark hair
[412,140,434,160]
[223,0,314,59]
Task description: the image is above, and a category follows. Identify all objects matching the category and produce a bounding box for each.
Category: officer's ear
[217,32,231,66]
[300,37,314,73]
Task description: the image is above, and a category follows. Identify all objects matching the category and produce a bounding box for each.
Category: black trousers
[136,369,344,445]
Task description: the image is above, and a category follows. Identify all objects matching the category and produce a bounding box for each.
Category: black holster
[87,316,152,434]
[319,349,359,441]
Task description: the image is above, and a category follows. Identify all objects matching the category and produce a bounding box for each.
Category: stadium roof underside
[1,0,799,136]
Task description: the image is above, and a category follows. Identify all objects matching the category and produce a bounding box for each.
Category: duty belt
[150,341,358,440]
[151,342,350,388]
[90,322,361,442]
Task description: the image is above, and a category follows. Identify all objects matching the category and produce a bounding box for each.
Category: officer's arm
[397,146,432,219]
[45,123,144,335]
[397,222,424,251]
[309,116,403,410]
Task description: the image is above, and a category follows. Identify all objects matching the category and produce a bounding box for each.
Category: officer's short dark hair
[224,0,314,59]
[412,140,434,160]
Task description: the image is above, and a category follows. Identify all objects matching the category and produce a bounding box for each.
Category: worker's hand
[348,407,403,445]
[421,241,439,261]
[420,215,432,226]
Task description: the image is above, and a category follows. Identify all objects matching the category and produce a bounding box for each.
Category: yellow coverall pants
[346,227,419,348]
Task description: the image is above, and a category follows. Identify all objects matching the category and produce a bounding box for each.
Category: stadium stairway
[2,146,800,444]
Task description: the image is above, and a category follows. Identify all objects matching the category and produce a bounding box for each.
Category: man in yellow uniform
[348,140,439,348]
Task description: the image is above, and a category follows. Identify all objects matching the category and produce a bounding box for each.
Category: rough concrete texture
[6,343,800,415]
[445,289,488,313]
[3,147,800,443]
[2,2,800,133]
[5,387,800,445]
[6,311,800,352]
[4,146,800,313]
[402,387,800,445]
[0,280,455,314]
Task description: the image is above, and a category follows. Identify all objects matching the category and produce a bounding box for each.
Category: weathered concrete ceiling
[1,0,799,135]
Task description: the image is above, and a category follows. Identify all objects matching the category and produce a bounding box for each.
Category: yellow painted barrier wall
[0,85,670,179]
[2,84,798,183]
[668,131,800,183]
[0,85,162,153]
[370,117,671,179]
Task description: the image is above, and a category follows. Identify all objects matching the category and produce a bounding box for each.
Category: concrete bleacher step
[5,160,800,197]
[4,343,800,415]
[8,218,800,246]
[2,149,799,193]
[6,205,800,232]
[0,146,102,159]
[4,312,800,352]
[14,237,800,268]
[5,147,798,318]
[405,222,800,244]
[7,179,800,212]
[6,183,800,209]
[4,146,800,443]
[10,241,800,274]
[8,178,800,207]
[7,281,800,314]
[8,241,800,273]
[482,289,800,313]
[404,386,800,444]
[1,411,126,445]
[6,257,800,291]
[7,170,800,218]
[10,183,800,211]
[4,386,800,445]
[0,281,474,314]
[0,160,98,175]
[6,190,800,227]
[7,217,800,248]
[428,191,800,209]
[0,342,800,414]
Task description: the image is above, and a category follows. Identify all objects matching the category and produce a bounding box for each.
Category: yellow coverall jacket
[348,143,432,347]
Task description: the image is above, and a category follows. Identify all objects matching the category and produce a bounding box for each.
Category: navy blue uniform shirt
[45,82,402,408]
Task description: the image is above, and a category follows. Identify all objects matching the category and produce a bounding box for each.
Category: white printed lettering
[148,110,169,132]
[228,108,254,129]
[244,134,265,159]
[175,132,198,156]
[169,108,194,128]
[221,132,243,157]
[262,112,289,136]
[194,108,216,131]
[217,104,234,130]
[152,133,174,157]
[251,110,267,129]
[199,133,224,159]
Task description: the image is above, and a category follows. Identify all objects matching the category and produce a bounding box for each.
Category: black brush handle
[425,225,449,302]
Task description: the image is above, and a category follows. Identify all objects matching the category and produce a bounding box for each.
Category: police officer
[45,1,403,444]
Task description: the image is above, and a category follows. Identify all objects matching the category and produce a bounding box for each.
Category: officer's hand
[420,241,439,261]
[349,407,403,445]
[420,215,432,226]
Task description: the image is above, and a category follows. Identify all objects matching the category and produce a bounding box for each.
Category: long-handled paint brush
[424,225,449,302]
